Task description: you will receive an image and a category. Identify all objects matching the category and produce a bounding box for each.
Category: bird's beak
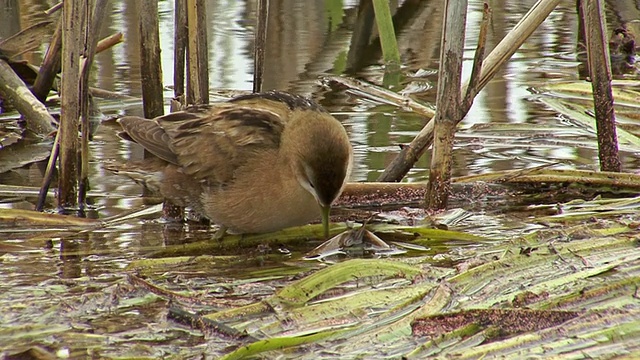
[321,204,331,239]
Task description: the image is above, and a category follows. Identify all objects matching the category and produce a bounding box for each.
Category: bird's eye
[302,164,316,189]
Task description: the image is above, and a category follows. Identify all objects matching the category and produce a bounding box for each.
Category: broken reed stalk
[464,0,561,94]
[377,0,562,183]
[186,0,209,104]
[174,0,187,97]
[58,0,84,208]
[425,0,467,209]
[45,1,63,15]
[78,0,108,208]
[579,0,621,172]
[0,59,56,135]
[253,0,269,93]
[95,32,124,53]
[464,4,490,108]
[32,18,62,102]
[322,76,435,118]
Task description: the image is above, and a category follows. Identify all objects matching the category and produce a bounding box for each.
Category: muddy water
[1,0,639,358]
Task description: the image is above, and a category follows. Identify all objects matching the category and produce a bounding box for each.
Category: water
[1,0,639,358]
[5,0,640,185]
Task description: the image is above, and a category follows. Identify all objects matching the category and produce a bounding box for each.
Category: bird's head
[285,110,352,238]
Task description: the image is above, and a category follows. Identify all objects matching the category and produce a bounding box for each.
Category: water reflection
[0,1,638,196]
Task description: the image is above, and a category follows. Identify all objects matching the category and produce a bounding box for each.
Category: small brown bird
[113,91,352,238]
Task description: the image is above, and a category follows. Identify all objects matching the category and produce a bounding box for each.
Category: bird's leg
[213,225,228,240]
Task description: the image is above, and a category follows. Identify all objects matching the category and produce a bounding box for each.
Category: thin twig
[96,32,124,53]
[45,2,63,15]
[36,129,61,212]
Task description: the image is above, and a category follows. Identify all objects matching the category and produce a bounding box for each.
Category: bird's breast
[200,159,320,234]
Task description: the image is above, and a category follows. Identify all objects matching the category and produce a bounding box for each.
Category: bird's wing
[117,91,321,185]
[117,116,179,164]
[156,102,288,184]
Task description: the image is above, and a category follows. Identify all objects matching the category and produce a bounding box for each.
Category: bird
[112,90,353,239]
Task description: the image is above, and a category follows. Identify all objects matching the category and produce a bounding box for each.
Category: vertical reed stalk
[579,0,620,172]
[78,0,109,208]
[253,0,269,93]
[186,0,209,104]
[174,0,187,97]
[425,0,467,209]
[371,0,400,67]
[58,0,84,209]
[140,0,185,219]
[139,0,164,118]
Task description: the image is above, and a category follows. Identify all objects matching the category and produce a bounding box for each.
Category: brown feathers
[115,91,353,235]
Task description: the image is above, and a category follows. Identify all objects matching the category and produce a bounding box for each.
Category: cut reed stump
[139,0,184,220]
